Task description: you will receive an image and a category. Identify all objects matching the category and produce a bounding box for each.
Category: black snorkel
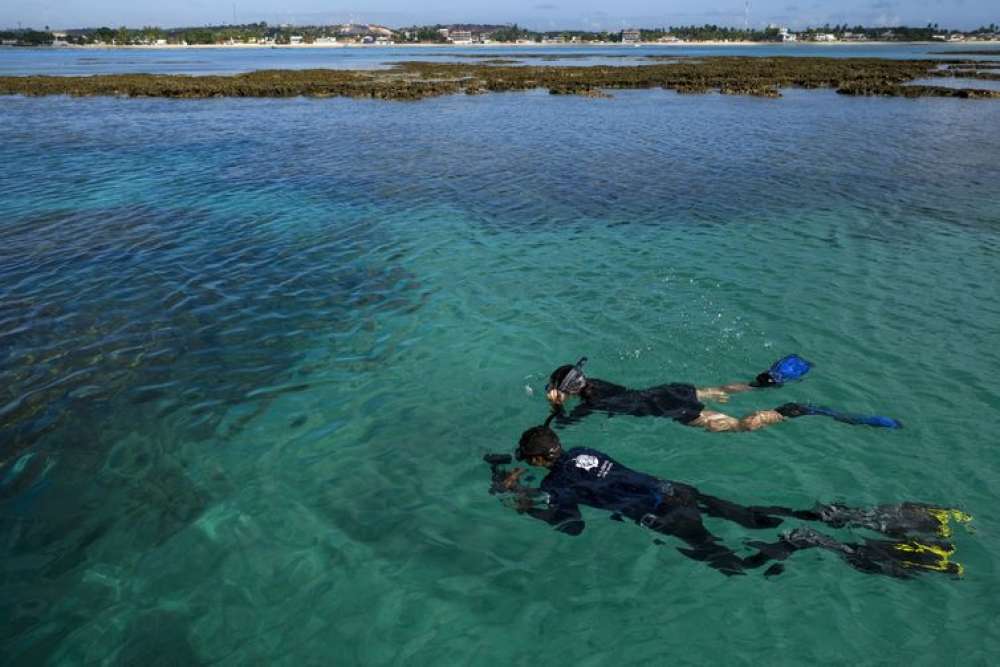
[513,413,560,462]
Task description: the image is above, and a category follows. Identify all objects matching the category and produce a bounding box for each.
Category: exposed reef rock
[1,57,997,101]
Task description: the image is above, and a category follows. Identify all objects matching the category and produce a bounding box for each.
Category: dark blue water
[1,42,998,76]
[2,88,1000,663]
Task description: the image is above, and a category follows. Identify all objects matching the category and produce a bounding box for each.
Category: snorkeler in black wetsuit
[486,421,967,577]
[545,356,901,432]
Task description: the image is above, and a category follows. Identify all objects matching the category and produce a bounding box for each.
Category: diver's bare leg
[687,409,785,433]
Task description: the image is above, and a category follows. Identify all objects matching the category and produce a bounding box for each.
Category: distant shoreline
[14,39,1000,51]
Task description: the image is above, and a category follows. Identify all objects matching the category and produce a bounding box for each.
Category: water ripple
[1,90,999,663]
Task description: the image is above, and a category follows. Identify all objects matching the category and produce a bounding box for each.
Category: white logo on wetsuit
[597,460,613,478]
[573,454,600,471]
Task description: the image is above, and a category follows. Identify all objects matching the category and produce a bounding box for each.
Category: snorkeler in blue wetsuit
[485,420,966,577]
[545,355,901,432]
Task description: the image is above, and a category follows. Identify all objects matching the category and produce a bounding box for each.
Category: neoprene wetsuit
[527,446,789,575]
[521,447,967,578]
[556,378,705,426]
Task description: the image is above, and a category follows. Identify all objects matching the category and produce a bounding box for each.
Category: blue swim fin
[777,403,903,429]
[751,354,812,387]
[804,405,903,429]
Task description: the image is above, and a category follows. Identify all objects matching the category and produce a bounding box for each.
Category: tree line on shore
[1,22,998,47]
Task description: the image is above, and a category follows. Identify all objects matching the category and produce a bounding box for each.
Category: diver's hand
[697,388,731,403]
[546,388,566,407]
[501,468,526,491]
[501,491,540,513]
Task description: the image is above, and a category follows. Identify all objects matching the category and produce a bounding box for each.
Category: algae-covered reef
[2,57,999,100]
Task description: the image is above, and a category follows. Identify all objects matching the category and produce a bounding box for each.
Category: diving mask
[547,356,588,395]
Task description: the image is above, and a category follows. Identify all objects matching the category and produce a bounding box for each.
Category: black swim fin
[815,502,974,539]
[780,527,964,578]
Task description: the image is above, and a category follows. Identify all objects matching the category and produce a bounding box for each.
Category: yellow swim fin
[892,539,964,576]
[925,508,974,539]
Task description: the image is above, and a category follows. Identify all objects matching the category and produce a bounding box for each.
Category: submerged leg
[644,505,769,576]
[742,501,973,540]
[746,504,824,522]
[698,354,814,401]
[691,402,901,433]
[812,502,973,539]
[687,409,786,433]
[779,527,964,578]
[696,492,785,530]
[690,484,972,542]
[645,507,961,579]
[749,354,813,388]
[775,403,903,429]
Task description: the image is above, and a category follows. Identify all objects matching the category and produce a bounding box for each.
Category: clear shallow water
[1,42,999,76]
[1,89,1000,664]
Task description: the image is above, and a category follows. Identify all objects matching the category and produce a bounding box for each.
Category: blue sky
[3,1,996,31]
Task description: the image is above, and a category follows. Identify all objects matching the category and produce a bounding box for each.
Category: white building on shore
[621,28,641,44]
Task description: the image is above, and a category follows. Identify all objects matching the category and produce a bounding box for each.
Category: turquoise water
[2,89,1000,664]
[2,42,999,76]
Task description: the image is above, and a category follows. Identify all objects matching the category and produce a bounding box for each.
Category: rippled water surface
[2,42,999,76]
[2,89,1000,664]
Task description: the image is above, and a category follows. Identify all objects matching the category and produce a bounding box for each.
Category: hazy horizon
[1,1,997,33]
